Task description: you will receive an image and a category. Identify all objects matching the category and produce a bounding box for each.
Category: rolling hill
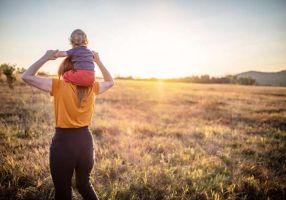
[237,70,286,86]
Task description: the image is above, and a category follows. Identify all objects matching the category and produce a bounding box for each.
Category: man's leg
[75,138,99,200]
[49,136,76,200]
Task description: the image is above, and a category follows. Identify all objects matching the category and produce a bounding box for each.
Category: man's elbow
[105,80,114,91]
[21,73,30,83]
[21,73,27,81]
[110,80,115,87]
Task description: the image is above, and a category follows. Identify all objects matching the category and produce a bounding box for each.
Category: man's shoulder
[52,78,73,87]
[50,78,76,95]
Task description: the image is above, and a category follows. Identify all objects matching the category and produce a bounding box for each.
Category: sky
[0,0,285,78]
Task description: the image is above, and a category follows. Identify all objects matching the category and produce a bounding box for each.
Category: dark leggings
[49,126,99,200]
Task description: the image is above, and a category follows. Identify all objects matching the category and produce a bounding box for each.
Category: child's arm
[54,51,68,58]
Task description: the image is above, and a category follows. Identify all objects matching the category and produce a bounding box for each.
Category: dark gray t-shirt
[66,46,95,71]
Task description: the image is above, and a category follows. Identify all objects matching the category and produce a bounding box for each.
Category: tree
[200,75,210,83]
[16,67,26,73]
[237,77,256,85]
[0,63,17,89]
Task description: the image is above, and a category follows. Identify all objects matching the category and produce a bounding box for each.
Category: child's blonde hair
[69,29,88,47]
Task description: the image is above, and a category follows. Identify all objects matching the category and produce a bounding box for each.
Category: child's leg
[63,70,95,86]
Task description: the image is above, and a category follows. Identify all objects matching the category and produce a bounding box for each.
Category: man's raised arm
[92,51,114,94]
[21,50,58,92]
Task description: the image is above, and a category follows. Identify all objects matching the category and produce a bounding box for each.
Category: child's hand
[55,51,68,58]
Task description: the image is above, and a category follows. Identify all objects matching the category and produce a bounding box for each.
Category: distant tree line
[0,63,256,88]
[115,74,256,85]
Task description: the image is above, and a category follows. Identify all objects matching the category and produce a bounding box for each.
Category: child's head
[69,29,88,47]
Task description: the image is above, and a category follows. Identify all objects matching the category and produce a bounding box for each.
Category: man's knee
[76,181,90,193]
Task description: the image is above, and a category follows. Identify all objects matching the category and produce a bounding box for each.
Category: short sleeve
[50,78,60,96]
[93,81,99,95]
[66,48,75,56]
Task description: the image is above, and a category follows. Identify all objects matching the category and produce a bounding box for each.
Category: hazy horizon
[1,0,286,78]
[15,68,286,79]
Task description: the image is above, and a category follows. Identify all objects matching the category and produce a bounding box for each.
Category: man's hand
[92,51,101,64]
[43,50,59,61]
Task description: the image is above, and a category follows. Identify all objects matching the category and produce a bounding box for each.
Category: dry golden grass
[0,79,286,200]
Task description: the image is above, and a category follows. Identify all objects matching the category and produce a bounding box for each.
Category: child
[55,29,95,86]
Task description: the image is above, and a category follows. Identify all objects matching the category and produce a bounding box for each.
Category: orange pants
[63,70,95,86]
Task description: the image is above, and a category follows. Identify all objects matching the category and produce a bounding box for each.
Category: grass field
[0,79,286,200]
